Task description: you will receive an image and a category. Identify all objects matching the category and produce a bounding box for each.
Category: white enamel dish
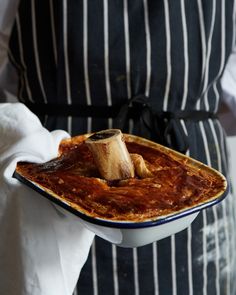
[14,134,228,248]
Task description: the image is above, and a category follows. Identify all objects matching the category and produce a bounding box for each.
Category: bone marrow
[85,129,135,181]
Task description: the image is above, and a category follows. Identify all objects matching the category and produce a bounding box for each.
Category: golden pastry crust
[15,134,226,222]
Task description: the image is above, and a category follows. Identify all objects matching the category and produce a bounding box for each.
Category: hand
[0,103,94,295]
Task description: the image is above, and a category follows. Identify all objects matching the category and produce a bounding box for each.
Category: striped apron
[8,0,236,294]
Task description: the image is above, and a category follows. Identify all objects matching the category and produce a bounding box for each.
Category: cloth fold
[0,103,121,295]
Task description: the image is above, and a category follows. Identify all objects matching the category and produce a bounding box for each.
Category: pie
[15,133,227,222]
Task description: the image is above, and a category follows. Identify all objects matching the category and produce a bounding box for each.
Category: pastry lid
[13,133,228,229]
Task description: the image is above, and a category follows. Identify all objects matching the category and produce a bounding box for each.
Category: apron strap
[114,95,217,153]
[24,97,217,154]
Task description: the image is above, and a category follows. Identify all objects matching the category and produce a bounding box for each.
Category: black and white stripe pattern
[8,1,236,294]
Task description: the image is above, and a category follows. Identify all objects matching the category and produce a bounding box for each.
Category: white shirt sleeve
[0,0,20,102]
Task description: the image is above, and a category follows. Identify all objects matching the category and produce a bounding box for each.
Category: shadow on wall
[218,101,236,136]
[219,102,236,192]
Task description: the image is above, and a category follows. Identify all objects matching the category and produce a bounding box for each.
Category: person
[1,1,236,294]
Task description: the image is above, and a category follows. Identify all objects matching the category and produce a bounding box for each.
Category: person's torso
[8,1,236,295]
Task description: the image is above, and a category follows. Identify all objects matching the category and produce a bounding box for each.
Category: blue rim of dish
[13,171,229,229]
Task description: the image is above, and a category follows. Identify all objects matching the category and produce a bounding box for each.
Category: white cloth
[0,103,94,295]
[0,103,121,295]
